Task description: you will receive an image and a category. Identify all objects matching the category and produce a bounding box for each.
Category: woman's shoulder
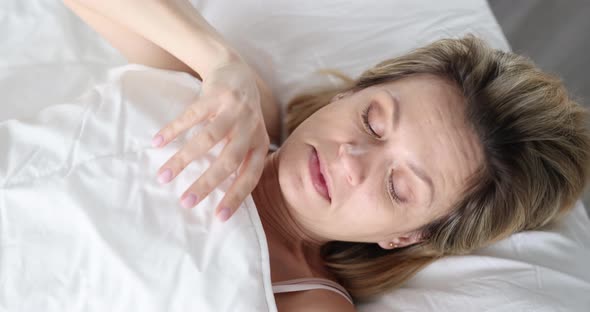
[275,288,356,312]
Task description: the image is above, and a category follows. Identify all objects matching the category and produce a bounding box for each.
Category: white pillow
[358,201,590,311]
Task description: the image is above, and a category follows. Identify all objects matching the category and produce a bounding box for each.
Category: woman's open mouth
[309,146,331,202]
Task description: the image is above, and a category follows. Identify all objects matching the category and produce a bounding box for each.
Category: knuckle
[243,174,259,188]
[175,150,192,168]
[239,105,257,117]
[160,123,174,136]
[200,130,217,146]
[199,178,214,192]
[253,121,266,137]
[228,191,246,207]
[223,157,240,172]
[182,108,197,123]
[219,89,237,103]
[224,194,239,207]
[243,103,256,114]
[168,121,183,135]
[241,119,256,136]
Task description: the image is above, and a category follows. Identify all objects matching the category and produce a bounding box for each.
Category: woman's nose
[338,143,369,186]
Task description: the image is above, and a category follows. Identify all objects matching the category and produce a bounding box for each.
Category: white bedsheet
[0,65,275,311]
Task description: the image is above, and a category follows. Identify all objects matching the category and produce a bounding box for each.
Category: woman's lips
[309,146,331,202]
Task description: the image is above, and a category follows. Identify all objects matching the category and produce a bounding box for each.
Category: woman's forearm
[72,0,239,80]
[64,0,200,78]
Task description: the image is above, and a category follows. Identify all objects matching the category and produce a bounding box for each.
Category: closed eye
[388,169,404,204]
[361,102,380,138]
[362,103,406,205]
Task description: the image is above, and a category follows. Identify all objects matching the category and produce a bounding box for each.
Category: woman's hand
[65,0,280,220]
[152,60,270,222]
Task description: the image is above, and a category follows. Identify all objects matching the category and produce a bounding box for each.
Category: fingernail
[152,135,164,147]
[157,169,173,184]
[181,194,197,209]
[217,207,231,222]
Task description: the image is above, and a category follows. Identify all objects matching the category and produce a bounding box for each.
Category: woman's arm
[63,0,280,143]
[63,0,200,78]
[65,0,234,80]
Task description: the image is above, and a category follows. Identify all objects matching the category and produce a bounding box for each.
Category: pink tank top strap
[271,277,353,304]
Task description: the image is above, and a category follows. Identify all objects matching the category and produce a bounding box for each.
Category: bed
[1,0,589,311]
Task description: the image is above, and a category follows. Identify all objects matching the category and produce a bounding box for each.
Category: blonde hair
[286,36,590,302]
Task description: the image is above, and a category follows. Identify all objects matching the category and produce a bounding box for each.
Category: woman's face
[277,74,483,248]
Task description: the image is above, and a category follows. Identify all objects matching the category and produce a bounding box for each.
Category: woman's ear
[378,231,424,250]
[330,90,353,103]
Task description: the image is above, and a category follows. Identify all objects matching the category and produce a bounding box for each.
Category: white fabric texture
[0,65,275,311]
[1,0,590,311]
[360,201,590,311]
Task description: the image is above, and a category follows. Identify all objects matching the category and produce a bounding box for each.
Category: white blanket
[0,65,276,311]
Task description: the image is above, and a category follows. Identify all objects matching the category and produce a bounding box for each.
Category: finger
[179,129,252,209]
[151,97,214,148]
[215,144,267,222]
[156,110,235,184]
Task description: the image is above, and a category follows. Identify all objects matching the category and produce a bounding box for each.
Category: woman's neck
[252,151,329,278]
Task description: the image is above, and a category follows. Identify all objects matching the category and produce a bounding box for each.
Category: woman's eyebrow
[388,91,400,130]
[408,161,435,207]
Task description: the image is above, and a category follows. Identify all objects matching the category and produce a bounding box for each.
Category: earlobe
[378,241,397,249]
[378,231,424,250]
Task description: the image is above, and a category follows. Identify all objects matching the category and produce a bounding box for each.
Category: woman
[64,0,590,311]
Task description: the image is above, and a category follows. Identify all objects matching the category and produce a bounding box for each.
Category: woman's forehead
[376,74,461,97]
[375,74,482,212]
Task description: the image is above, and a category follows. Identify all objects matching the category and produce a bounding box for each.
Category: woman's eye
[361,103,382,138]
[388,171,403,204]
